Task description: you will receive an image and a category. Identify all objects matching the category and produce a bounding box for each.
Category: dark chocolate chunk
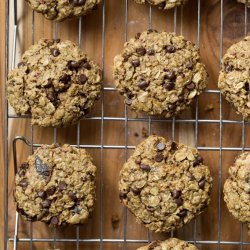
[193,155,204,167]
[140,164,151,171]
[119,192,127,200]
[171,141,177,151]
[154,154,163,162]
[19,179,28,189]
[147,49,155,55]
[137,80,149,90]
[131,59,140,67]
[83,62,91,70]
[78,74,88,84]
[38,191,46,199]
[58,181,67,190]
[67,61,80,71]
[163,82,175,91]
[136,47,146,56]
[132,188,141,195]
[165,70,176,81]
[50,48,60,57]
[186,82,195,90]
[59,73,71,84]
[35,156,51,177]
[198,177,206,189]
[41,199,51,208]
[224,64,233,73]
[46,186,56,196]
[69,191,77,201]
[178,209,187,218]
[135,33,141,39]
[245,82,249,92]
[165,45,176,53]
[171,190,181,199]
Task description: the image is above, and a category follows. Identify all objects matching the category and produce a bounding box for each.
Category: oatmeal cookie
[119,135,212,232]
[113,30,208,118]
[25,0,102,21]
[14,144,96,226]
[223,152,250,230]
[218,36,250,119]
[8,38,102,127]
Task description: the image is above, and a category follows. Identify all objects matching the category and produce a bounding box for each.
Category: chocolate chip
[83,62,91,70]
[135,32,141,39]
[165,70,176,81]
[123,54,129,62]
[168,104,176,111]
[18,169,26,177]
[137,80,149,90]
[78,74,88,84]
[70,0,86,6]
[119,192,127,200]
[193,155,203,167]
[20,163,28,170]
[178,209,187,218]
[165,45,176,53]
[35,156,51,177]
[58,181,67,190]
[171,190,181,199]
[59,74,71,84]
[198,177,206,189]
[54,38,61,43]
[245,82,249,91]
[224,64,233,73]
[140,164,151,171]
[44,78,53,88]
[136,47,146,56]
[38,191,46,199]
[175,197,183,206]
[186,82,195,90]
[131,59,140,67]
[51,216,59,225]
[50,48,60,57]
[69,191,77,201]
[163,82,175,91]
[147,49,155,55]
[158,2,166,9]
[154,154,163,162]
[171,141,177,151]
[178,95,185,102]
[67,61,80,71]
[135,157,141,164]
[18,62,25,68]
[132,188,141,195]
[46,186,56,196]
[41,199,51,208]
[147,29,158,34]
[157,142,165,151]
[19,179,28,189]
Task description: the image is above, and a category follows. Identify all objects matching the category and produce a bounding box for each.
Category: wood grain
[2,0,250,249]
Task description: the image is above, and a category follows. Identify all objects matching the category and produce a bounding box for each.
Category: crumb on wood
[134,132,139,137]
[204,104,214,112]
[111,213,120,230]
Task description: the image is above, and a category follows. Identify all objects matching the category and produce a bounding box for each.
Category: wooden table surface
[1,0,250,249]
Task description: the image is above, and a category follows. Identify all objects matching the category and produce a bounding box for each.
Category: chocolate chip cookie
[137,238,198,250]
[119,135,212,233]
[134,0,188,10]
[113,30,208,118]
[14,144,96,226]
[223,152,250,230]
[25,0,102,21]
[218,36,250,119]
[237,0,250,7]
[8,39,102,127]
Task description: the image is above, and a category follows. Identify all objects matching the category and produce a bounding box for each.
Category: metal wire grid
[3,0,250,249]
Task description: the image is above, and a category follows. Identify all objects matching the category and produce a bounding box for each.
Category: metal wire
[4,0,250,249]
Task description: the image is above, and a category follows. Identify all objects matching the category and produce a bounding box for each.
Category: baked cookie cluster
[133,0,188,10]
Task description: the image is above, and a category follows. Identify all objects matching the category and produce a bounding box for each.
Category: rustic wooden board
[2,0,250,249]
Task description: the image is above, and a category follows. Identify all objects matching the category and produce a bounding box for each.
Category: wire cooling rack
[4,0,250,249]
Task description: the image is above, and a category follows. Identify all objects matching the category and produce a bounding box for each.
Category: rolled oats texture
[8,38,102,127]
[113,30,208,119]
[119,135,213,233]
